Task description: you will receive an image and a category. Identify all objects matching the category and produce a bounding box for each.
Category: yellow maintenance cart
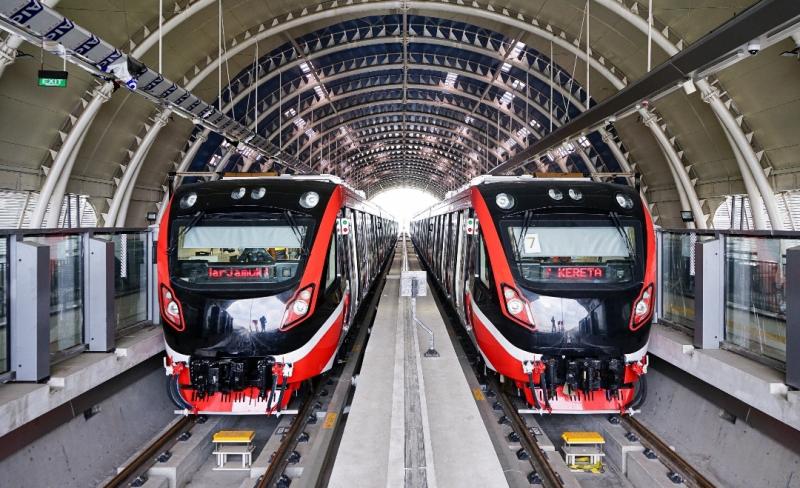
[561,431,605,473]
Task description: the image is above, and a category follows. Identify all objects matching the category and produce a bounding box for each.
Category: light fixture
[179,192,197,209]
[568,188,583,201]
[495,193,515,209]
[300,191,320,208]
[680,211,694,222]
[616,193,634,209]
[231,187,246,200]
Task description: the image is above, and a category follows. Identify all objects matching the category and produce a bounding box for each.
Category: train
[157,175,397,414]
[410,176,655,414]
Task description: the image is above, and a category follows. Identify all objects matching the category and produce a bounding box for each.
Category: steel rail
[257,390,316,488]
[489,373,565,488]
[622,416,717,488]
[103,415,196,488]
[412,239,565,488]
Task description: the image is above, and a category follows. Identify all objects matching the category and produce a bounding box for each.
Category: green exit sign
[38,70,68,88]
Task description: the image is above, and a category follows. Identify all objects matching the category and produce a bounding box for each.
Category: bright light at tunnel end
[369,187,440,233]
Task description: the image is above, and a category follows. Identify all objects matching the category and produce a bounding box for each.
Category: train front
[470,180,655,414]
[157,178,344,414]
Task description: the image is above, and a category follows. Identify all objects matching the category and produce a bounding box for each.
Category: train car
[157,175,397,414]
[410,176,655,414]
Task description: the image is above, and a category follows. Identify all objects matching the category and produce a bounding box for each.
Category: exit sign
[38,70,68,88]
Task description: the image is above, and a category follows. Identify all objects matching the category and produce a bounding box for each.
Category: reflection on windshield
[504,221,638,284]
[173,221,310,285]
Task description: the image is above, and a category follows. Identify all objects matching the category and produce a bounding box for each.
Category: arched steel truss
[23,0,766,228]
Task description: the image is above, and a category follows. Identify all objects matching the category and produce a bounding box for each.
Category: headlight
[548,188,563,201]
[300,191,320,208]
[231,187,246,200]
[568,188,582,201]
[506,298,524,315]
[251,187,266,199]
[495,193,515,210]
[179,192,197,209]
[616,193,634,209]
[292,300,309,316]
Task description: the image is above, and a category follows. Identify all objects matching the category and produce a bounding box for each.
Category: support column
[700,85,783,229]
[786,246,800,389]
[107,109,171,227]
[84,236,116,352]
[211,145,236,180]
[9,238,50,381]
[694,238,725,349]
[32,82,114,228]
[640,108,707,229]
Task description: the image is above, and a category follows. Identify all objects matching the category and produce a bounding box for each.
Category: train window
[171,214,312,286]
[478,233,490,288]
[325,233,337,290]
[500,215,642,285]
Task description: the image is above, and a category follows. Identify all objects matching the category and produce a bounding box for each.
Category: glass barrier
[24,234,84,355]
[724,236,799,364]
[660,232,698,330]
[0,238,8,374]
[97,232,149,330]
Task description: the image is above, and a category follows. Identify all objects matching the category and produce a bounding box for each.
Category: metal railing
[0,227,156,381]
[656,228,800,381]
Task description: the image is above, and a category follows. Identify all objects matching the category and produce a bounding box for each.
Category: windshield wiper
[283,210,309,257]
[168,210,205,254]
[514,209,538,260]
[609,211,636,260]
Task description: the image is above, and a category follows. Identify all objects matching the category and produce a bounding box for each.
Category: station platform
[329,242,507,488]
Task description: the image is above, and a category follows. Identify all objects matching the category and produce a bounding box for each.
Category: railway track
[103,416,197,487]
[107,247,394,488]
[255,249,393,488]
[621,416,716,488]
[419,242,716,488]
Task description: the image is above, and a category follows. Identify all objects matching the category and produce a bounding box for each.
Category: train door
[454,211,465,316]
[344,208,360,313]
[444,213,453,297]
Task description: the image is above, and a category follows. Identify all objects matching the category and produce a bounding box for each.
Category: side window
[478,233,490,288]
[325,232,337,289]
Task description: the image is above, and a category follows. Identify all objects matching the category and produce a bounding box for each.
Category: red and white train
[411,176,655,414]
[157,175,396,414]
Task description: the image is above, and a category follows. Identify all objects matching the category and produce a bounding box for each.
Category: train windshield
[501,215,641,286]
[170,213,314,287]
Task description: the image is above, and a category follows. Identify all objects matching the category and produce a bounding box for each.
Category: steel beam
[490,0,800,176]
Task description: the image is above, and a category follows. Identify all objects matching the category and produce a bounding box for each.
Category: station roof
[0,0,798,228]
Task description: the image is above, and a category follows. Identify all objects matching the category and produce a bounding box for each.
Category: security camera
[747,42,761,55]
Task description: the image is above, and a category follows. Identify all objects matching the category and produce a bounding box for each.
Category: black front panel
[476,180,651,357]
